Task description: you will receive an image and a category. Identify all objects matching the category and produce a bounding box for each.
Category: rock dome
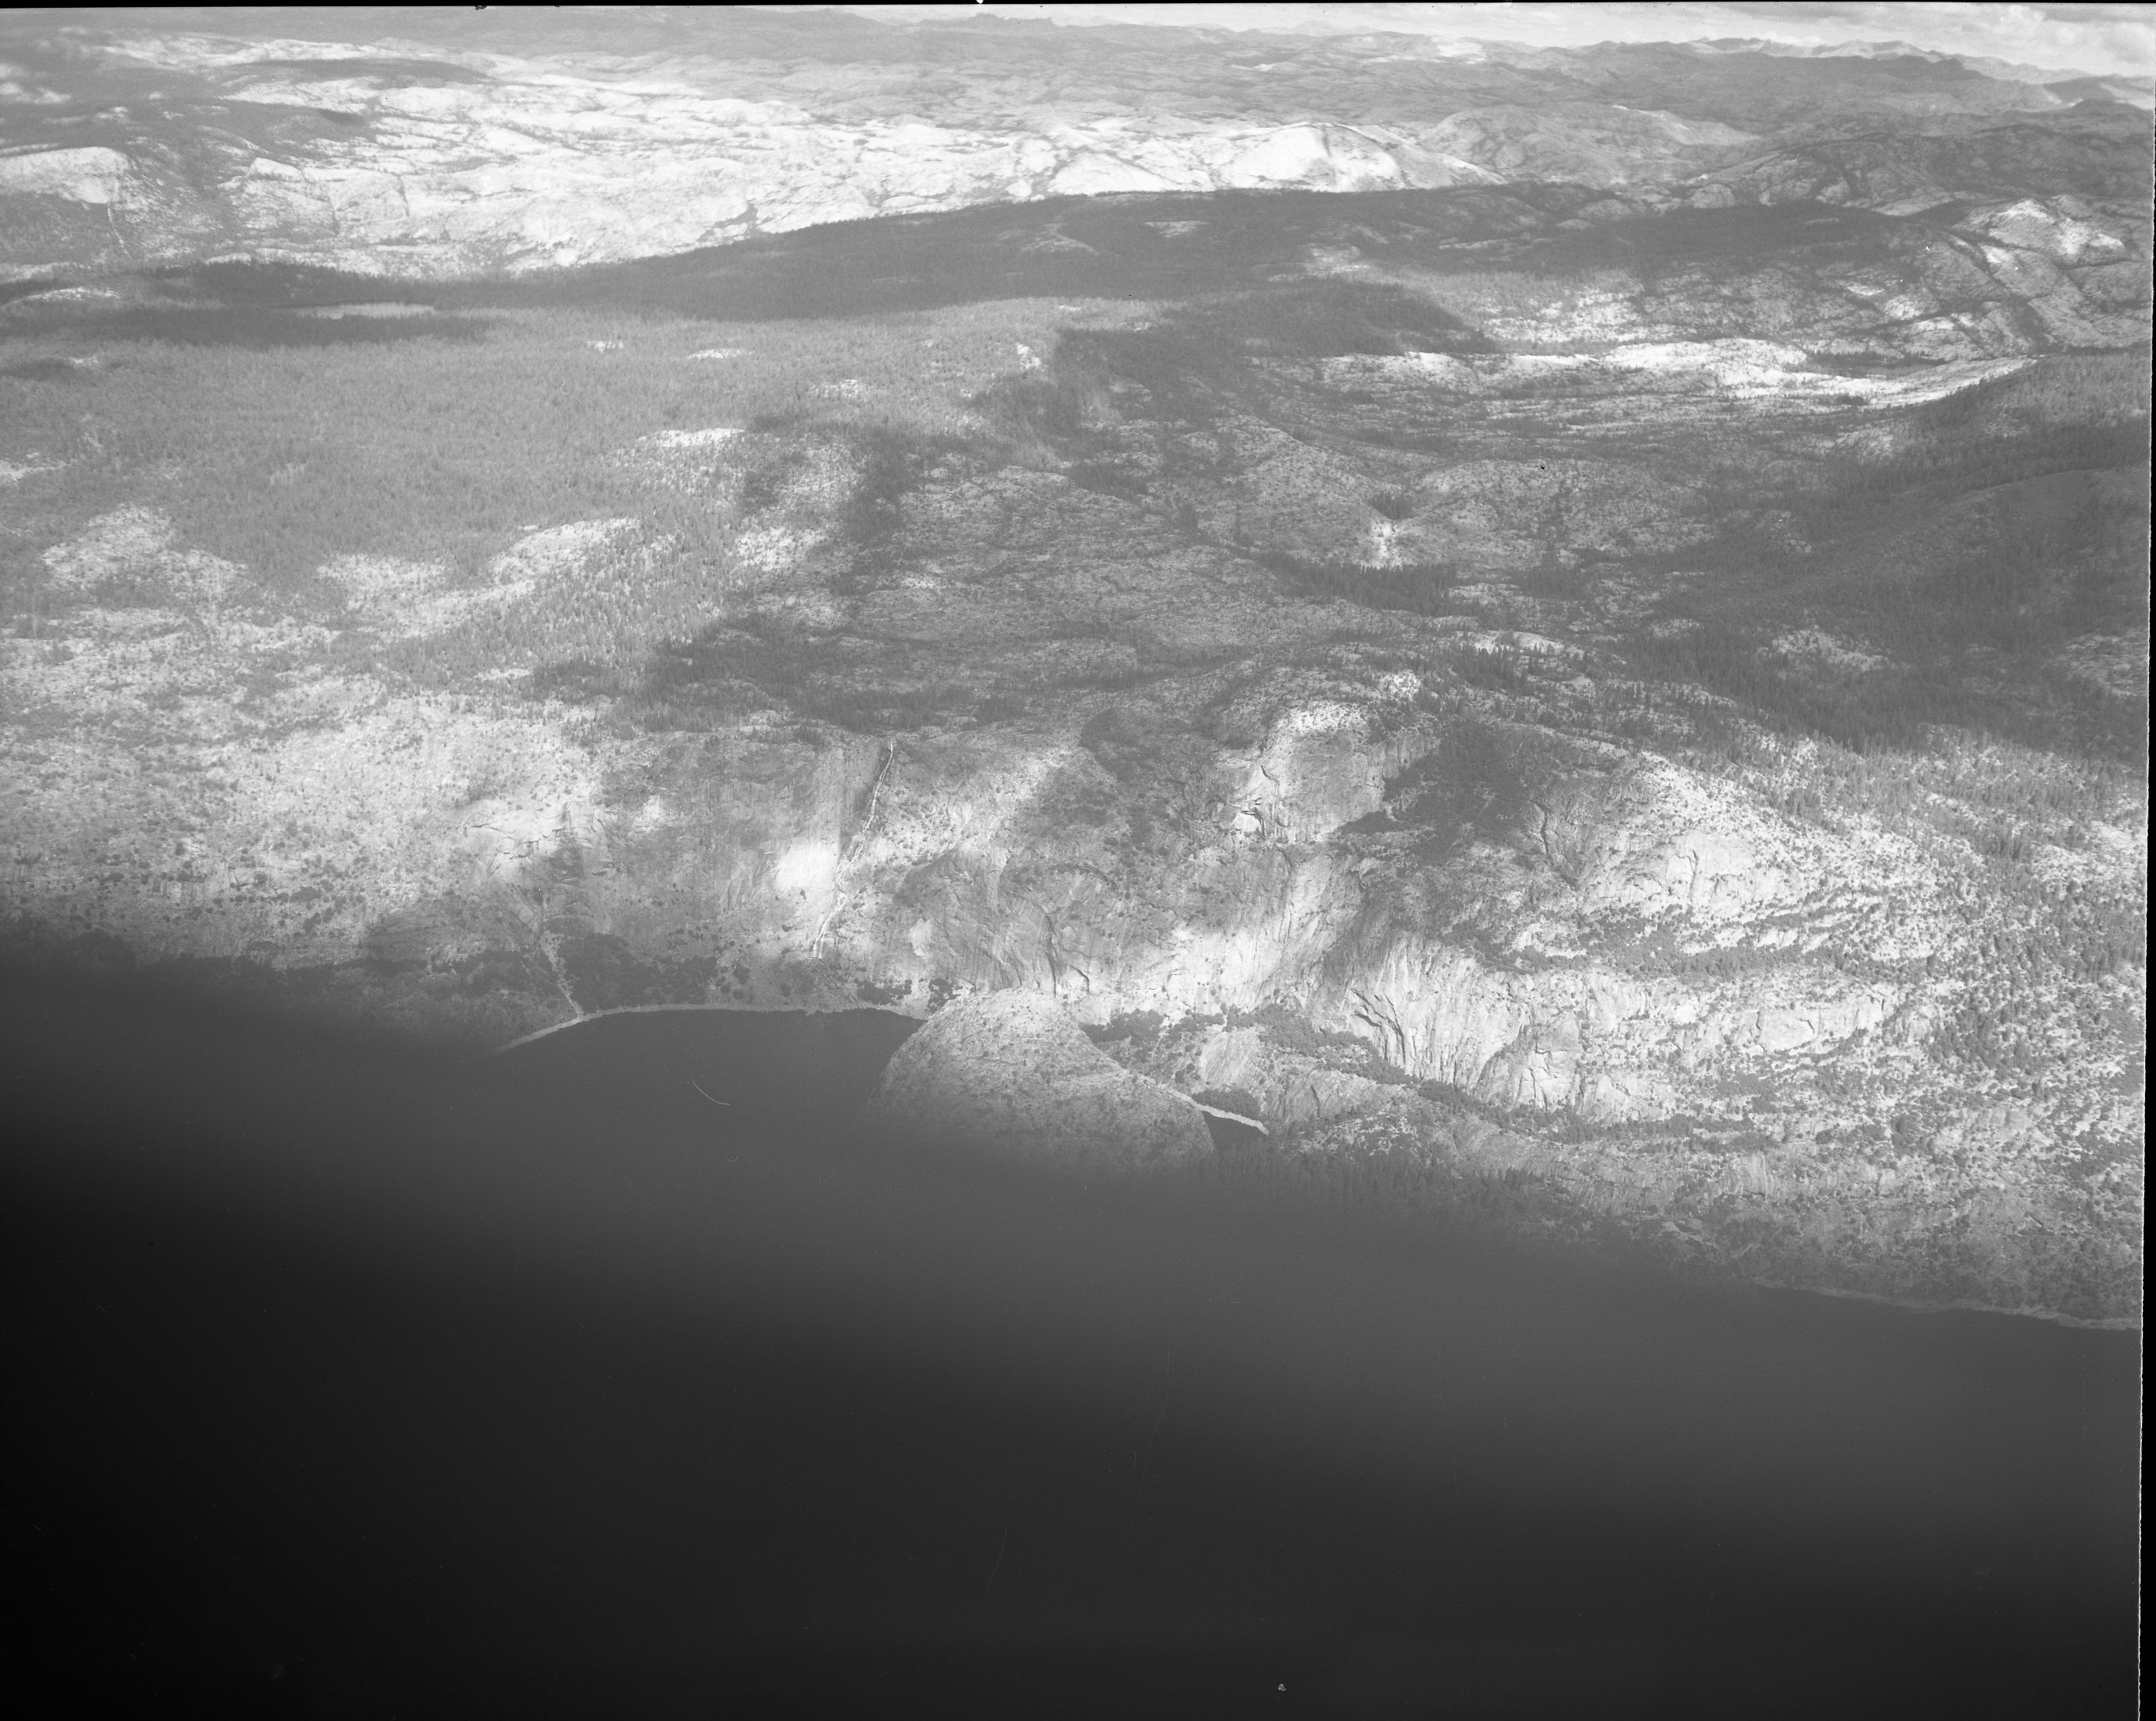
[860,991,1214,1171]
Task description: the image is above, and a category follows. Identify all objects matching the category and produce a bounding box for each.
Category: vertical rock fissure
[812,739,899,962]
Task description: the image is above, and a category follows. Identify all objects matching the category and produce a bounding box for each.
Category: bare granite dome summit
[860,991,1214,1172]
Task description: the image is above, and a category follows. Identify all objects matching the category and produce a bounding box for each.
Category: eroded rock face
[859,991,1214,1172]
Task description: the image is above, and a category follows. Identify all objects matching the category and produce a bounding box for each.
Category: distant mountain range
[1690,33,2147,96]
[2,7,2149,278]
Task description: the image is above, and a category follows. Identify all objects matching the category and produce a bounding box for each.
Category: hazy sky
[817,3,2156,79]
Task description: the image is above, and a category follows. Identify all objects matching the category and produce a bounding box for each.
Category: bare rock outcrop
[859,991,1214,1172]
[5,15,2141,284]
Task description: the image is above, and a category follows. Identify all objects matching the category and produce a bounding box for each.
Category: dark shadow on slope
[1344,720,1539,863]
[983,277,1495,434]
[400,185,2119,327]
[2,961,2140,1716]
[430,185,1597,323]
[627,618,996,734]
[1616,386,2151,763]
[0,301,487,349]
[216,55,490,86]
[0,357,88,382]
[1247,548,1464,615]
[151,261,454,309]
[0,279,69,308]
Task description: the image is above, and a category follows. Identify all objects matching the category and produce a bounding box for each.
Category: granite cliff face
[2,10,2147,281]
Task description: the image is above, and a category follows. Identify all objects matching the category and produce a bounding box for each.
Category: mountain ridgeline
[0,19,2147,1327]
[2,8,2150,279]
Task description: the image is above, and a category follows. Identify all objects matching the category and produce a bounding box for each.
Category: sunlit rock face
[859,989,1214,1171]
[2,10,2146,280]
[0,48,1527,279]
[0,146,132,204]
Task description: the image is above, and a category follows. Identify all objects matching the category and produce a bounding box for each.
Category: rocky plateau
[2,9,2151,280]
